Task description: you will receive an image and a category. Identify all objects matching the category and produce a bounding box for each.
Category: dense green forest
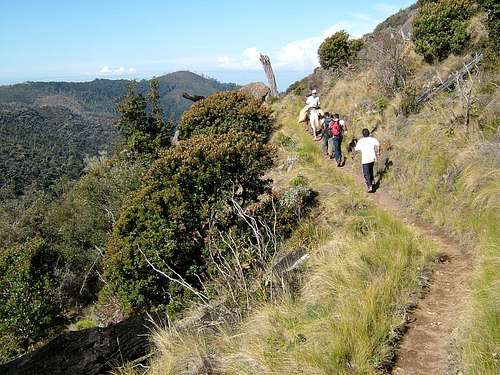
[0,78,313,363]
[0,71,237,196]
[0,104,117,195]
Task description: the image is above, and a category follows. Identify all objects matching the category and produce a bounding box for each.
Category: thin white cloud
[217,55,231,67]
[350,12,381,23]
[275,22,349,70]
[216,47,262,70]
[97,65,136,76]
[214,19,383,72]
[241,47,261,69]
[109,10,392,75]
[99,65,111,74]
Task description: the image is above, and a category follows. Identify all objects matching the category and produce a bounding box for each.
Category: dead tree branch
[182,93,206,102]
[259,54,278,97]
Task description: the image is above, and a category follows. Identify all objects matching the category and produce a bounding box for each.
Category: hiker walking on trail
[306,89,321,140]
[328,113,347,167]
[355,128,380,192]
[318,111,332,156]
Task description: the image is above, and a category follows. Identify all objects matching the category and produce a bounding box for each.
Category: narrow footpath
[344,160,473,374]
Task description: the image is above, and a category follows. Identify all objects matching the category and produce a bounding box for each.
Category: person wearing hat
[306,89,320,108]
[306,89,321,139]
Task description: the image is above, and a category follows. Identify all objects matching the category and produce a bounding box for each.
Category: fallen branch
[182,92,205,102]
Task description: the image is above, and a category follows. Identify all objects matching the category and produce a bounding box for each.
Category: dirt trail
[343,162,473,375]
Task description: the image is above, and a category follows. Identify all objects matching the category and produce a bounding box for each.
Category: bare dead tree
[182,92,206,102]
[259,54,278,97]
[455,59,482,128]
[206,197,283,309]
[416,52,484,106]
[370,30,412,95]
[140,249,211,307]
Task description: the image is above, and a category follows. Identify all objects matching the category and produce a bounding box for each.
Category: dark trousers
[332,136,342,163]
[321,135,329,154]
[362,162,375,187]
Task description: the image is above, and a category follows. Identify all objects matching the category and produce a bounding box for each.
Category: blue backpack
[323,116,332,136]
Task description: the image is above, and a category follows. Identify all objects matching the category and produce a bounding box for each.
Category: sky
[0,0,414,90]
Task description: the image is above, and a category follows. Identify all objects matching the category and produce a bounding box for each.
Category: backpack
[322,116,332,134]
[330,119,342,137]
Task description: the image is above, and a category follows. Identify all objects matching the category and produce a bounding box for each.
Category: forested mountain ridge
[0,71,237,195]
[0,71,238,116]
[0,104,117,195]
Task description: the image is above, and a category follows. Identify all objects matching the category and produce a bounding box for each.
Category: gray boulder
[239,82,270,103]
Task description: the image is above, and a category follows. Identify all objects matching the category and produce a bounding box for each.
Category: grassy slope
[318,52,499,373]
[122,97,436,374]
[118,38,498,375]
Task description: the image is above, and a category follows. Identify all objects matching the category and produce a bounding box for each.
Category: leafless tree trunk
[416,52,483,106]
[455,61,481,128]
[260,54,278,97]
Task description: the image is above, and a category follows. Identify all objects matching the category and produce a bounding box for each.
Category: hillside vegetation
[117,1,498,374]
[116,98,436,374]
[0,71,236,196]
[0,1,498,374]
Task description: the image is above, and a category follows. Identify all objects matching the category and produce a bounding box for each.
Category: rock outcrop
[239,82,270,103]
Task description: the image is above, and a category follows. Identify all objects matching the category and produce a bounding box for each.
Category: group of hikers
[300,89,380,193]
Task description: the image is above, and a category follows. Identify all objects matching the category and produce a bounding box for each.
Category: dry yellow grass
[122,97,436,375]
[117,34,499,375]
[316,47,500,373]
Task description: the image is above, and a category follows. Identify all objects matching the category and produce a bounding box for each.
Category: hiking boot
[367,185,373,193]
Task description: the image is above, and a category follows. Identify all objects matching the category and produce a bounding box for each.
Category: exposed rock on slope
[239,82,270,102]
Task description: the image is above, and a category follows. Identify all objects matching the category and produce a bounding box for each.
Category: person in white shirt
[306,89,321,139]
[306,89,320,109]
[354,128,380,192]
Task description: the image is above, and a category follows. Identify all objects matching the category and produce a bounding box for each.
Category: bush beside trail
[413,0,476,62]
[0,238,61,361]
[177,91,274,141]
[101,131,276,314]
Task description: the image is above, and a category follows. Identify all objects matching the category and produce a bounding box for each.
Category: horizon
[0,0,414,90]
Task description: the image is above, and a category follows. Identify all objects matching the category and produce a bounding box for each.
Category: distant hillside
[0,71,237,195]
[0,104,117,195]
[0,71,238,119]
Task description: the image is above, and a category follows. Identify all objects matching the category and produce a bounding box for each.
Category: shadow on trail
[372,158,393,193]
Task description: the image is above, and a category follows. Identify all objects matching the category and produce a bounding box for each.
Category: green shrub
[318,31,363,70]
[478,0,500,51]
[286,80,307,96]
[267,96,280,105]
[273,132,297,150]
[0,238,61,362]
[375,96,390,112]
[74,319,95,331]
[43,156,147,304]
[413,0,476,62]
[101,131,275,314]
[177,91,274,141]
[116,79,173,156]
[289,175,308,188]
[400,84,420,116]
